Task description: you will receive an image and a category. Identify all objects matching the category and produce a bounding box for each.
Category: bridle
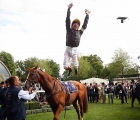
[26,69,40,90]
[26,69,64,98]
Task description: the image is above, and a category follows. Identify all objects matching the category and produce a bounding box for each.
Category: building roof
[80,77,109,85]
[0,60,11,82]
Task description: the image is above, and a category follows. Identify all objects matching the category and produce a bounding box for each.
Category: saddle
[60,81,78,94]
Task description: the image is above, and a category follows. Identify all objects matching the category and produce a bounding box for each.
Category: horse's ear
[35,65,39,69]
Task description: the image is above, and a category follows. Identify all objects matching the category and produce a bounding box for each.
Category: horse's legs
[78,99,84,120]
[51,104,64,120]
[72,99,81,120]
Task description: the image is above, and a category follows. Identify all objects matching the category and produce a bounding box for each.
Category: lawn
[26,98,140,120]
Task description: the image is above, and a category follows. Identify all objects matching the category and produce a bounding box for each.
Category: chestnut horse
[24,65,88,120]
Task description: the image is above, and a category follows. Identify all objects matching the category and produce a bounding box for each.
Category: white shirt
[18,90,36,100]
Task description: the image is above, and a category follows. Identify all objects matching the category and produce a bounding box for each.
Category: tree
[108,62,120,79]
[24,57,39,75]
[83,54,103,78]
[127,68,136,75]
[0,51,16,75]
[15,57,40,82]
[48,60,60,77]
[16,57,60,82]
[111,48,132,76]
[106,48,135,79]
[77,57,95,79]
[101,66,110,79]
[38,59,52,75]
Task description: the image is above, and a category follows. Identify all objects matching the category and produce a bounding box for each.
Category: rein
[26,69,64,98]
[46,79,64,98]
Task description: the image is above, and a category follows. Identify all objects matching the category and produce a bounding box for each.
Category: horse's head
[24,65,40,90]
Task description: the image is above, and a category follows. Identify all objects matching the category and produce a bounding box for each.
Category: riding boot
[67,68,72,76]
[75,69,78,75]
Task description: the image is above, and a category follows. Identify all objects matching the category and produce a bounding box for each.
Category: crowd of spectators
[0,76,140,120]
[84,78,140,108]
[1,78,140,107]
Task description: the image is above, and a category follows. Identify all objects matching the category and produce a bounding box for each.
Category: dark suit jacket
[0,87,8,117]
[6,86,26,120]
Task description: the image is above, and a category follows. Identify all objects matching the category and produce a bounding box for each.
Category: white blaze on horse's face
[25,72,31,89]
[26,73,29,80]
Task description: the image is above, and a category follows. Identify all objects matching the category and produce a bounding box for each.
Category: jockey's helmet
[72,19,80,26]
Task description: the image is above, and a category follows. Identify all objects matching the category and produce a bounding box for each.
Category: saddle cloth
[60,81,78,94]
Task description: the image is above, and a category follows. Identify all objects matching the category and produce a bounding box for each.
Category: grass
[26,98,140,120]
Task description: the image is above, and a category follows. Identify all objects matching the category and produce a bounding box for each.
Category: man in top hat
[63,3,90,76]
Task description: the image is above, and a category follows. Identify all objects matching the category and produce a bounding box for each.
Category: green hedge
[25,102,41,110]
[25,102,30,110]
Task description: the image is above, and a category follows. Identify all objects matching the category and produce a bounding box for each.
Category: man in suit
[107,84,114,104]
[136,78,140,109]
[101,82,106,103]
[120,82,128,104]
[130,79,137,107]
[0,81,5,105]
[0,79,10,120]
[6,76,37,120]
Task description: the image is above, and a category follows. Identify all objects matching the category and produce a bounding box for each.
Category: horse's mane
[39,68,58,81]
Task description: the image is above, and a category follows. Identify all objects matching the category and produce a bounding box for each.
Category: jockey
[63,3,90,76]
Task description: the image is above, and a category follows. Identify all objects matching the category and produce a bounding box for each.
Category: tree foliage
[0,51,16,75]
[112,48,132,74]
[47,60,60,77]
[83,54,103,78]
[100,67,110,79]
[107,48,136,79]
[1,48,139,82]
[16,57,60,82]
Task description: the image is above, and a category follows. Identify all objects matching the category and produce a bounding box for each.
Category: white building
[80,77,109,85]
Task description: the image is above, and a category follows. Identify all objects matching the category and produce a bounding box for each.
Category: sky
[0,0,140,74]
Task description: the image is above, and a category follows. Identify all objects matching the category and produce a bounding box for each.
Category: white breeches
[63,46,79,69]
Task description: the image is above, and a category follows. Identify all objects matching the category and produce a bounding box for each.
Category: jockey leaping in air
[63,3,90,76]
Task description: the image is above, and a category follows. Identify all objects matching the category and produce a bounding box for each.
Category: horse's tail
[83,87,88,113]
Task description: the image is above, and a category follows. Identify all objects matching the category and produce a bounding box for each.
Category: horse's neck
[39,72,54,92]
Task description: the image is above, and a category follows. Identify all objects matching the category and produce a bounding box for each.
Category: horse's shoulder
[70,80,79,85]
[70,81,85,89]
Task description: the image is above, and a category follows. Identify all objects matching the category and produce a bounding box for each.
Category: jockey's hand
[68,3,73,9]
[85,9,91,15]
